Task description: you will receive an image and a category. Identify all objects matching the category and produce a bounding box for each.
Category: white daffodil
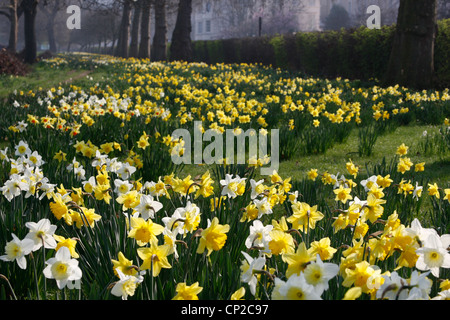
[25,218,58,251]
[135,194,163,220]
[272,273,322,300]
[245,220,272,251]
[360,175,378,192]
[240,252,266,296]
[220,174,240,199]
[114,179,133,195]
[25,151,44,167]
[116,162,136,180]
[163,228,180,259]
[171,201,201,235]
[82,176,97,194]
[162,210,184,235]
[431,289,450,300]
[110,270,143,300]
[0,147,9,162]
[408,270,432,299]
[91,150,108,168]
[14,140,31,157]
[66,157,81,171]
[37,178,56,200]
[250,179,265,199]
[43,247,82,290]
[404,218,439,247]
[253,197,273,218]
[413,182,423,201]
[0,233,34,269]
[415,233,450,278]
[1,175,27,202]
[303,255,339,296]
[17,120,28,132]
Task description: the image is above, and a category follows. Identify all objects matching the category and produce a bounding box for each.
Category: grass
[279,124,449,184]
[0,63,108,99]
[181,124,450,186]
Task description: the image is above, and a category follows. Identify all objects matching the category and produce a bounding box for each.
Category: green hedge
[192,19,450,88]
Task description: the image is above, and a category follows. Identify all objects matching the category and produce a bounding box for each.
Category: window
[205,20,211,33]
[198,21,203,34]
[206,1,212,12]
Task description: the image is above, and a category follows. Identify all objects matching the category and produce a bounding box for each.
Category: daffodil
[303,255,339,295]
[342,261,380,294]
[111,252,138,277]
[116,190,140,211]
[195,170,215,199]
[43,247,82,290]
[25,218,57,251]
[396,143,409,156]
[0,233,34,269]
[245,220,272,252]
[49,193,72,223]
[134,194,163,220]
[333,185,353,204]
[415,233,450,278]
[240,252,266,296]
[54,235,79,258]
[282,242,315,278]
[111,270,143,300]
[231,287,246,300]
[428,183,440,199]
[362,194,386,223]
[268,229,295,256]
[128,216,165,246]
[93,183,112,204]
[272,273,322,300]
[137,238,172,277]
[196,217,229,256]
[287,201,324,233]
[308,237,337,261]
[172,282,203,300]
[345,160,358,178]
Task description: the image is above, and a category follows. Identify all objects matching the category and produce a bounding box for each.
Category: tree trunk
[129,0,142,58]
[46,13,58,53]
[383,0,438,90]
[170,0,193,62]
[22,0,39,64]
[8,0,18,52]
[152,0,167,61]
[116,0,132,58]
[138,0,151,59]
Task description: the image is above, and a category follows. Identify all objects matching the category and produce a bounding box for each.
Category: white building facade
[189,0,400,41]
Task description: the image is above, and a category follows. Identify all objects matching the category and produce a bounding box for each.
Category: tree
[170,0,192,62]
[384,0,438,89]
[129,0,142,58]
[21,0,39,63]
[323,4,351,31]
[116,0,133,58]
[138,0,151,59]
[0,0,19,51]
[152,0,167,61]
[39,0,69,53]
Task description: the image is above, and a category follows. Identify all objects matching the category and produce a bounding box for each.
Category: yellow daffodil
[197,217,230,256]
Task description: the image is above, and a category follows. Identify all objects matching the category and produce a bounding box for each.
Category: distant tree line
[0,0,448,89]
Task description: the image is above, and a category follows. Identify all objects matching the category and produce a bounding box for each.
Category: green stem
[30,252,41,300]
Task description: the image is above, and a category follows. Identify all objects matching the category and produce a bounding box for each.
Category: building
[189,0,400,41]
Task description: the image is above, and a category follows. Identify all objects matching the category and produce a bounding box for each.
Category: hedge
[192,19,450,88]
